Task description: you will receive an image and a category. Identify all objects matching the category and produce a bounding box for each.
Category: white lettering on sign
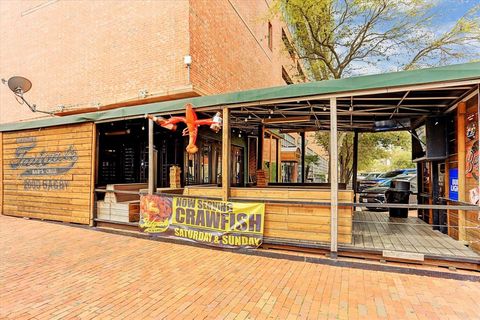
[450,178,458,192]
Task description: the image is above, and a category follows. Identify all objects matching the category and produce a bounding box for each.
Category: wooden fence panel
[1,123,95,224]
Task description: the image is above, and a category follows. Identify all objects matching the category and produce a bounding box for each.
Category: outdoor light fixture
[210,111,222,132]
[184,55,192,83]
[263,116,311,124]
[1,76,54,115]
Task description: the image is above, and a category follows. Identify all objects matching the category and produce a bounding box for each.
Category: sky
[430,0,478,31]
[346,0,480,77]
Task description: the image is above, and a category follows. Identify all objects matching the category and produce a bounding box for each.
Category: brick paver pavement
[0,215,479,320]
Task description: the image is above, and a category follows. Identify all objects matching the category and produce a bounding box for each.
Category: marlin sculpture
[145,103,222,154]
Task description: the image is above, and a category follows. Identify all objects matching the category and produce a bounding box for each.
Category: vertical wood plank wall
[1,123,95,224]
[457,101,467,241]
[465,95,479,252]
[447,154,459,240]
[184,186,354,244]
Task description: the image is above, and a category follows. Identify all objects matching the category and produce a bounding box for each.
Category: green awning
[1,62,479,132]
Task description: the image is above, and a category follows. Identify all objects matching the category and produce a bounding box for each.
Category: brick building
[0,0,306,124]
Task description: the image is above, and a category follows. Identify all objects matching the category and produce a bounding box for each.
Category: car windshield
[395,174,416,181]
[379,180,392,187]
[382,171,402,178]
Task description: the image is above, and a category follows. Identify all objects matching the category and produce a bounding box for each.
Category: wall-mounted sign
[449,168,459,201]
[469,186,479,205]
[466,140,479,181]
[466,112,477,141]
[10,137,78,191]
[140,194,265,249]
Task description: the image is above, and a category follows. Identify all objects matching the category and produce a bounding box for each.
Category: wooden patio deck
[351,211,480,258]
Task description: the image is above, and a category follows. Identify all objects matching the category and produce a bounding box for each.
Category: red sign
[466,139,479,181]
[466,112,477,141]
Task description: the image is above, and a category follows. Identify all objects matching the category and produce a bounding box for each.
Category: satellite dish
[7,76,32,95]
[1,75,53,116]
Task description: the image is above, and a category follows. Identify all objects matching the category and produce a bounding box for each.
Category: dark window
[282,67,293,85]
[447,113,456,156]
[185,137,222,185]
[282,29,295,59]
[297,62,306,81]
[268,22,273,50]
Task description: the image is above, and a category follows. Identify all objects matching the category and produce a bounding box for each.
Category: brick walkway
[0,215,479,320]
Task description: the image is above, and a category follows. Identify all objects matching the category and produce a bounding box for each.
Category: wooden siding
[465,95,479,252]
[1,123,95,224]
[184,186,354,244]
[447,154,459,240]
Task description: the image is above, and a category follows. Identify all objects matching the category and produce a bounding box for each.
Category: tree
[304,154,320,181]
[314,130,411,184]
[274,0,478,184]
[275,0,480,80]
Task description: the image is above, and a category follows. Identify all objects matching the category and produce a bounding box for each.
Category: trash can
[385,180,410,218]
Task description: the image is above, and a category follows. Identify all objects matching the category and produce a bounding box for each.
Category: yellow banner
[140,195,265,249]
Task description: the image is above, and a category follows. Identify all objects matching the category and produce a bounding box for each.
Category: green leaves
[313,130,412,183]
[274,0,479,79]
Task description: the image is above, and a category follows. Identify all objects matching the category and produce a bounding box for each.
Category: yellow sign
[140,195,265,249]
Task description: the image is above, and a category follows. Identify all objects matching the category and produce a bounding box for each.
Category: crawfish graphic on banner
[140,194,265,249]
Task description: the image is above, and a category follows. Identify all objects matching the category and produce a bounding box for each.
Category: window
[282,133,296,148]
[282,67,293,85]
[268,22,273,50]
[447,113,456,155]
[296,62,306,81]
[185,138,222,185]
[282,29,295,60]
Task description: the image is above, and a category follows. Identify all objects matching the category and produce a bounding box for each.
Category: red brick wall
[189,0,291,94]
[0,0,190,124]
[1,0,299,124]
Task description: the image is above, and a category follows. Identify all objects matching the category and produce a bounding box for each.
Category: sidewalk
[0,215,478,319]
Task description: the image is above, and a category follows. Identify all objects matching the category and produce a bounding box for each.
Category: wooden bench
[97,183,147,223]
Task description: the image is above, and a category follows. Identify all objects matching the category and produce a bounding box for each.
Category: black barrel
[385,180,410,218]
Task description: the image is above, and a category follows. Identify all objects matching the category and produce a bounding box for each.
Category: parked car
[359,174,417,210]
[357,172,382,181]
[357,168,416,192]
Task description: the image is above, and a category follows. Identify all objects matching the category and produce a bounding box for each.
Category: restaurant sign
[140,194,265,249]
[10,137,78,191]
[466,139,478,181]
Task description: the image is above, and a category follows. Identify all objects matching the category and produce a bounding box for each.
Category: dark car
[359,174,417,211]
[358,179,391,210]
[357,172,382,181]
[357,169,415,192]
